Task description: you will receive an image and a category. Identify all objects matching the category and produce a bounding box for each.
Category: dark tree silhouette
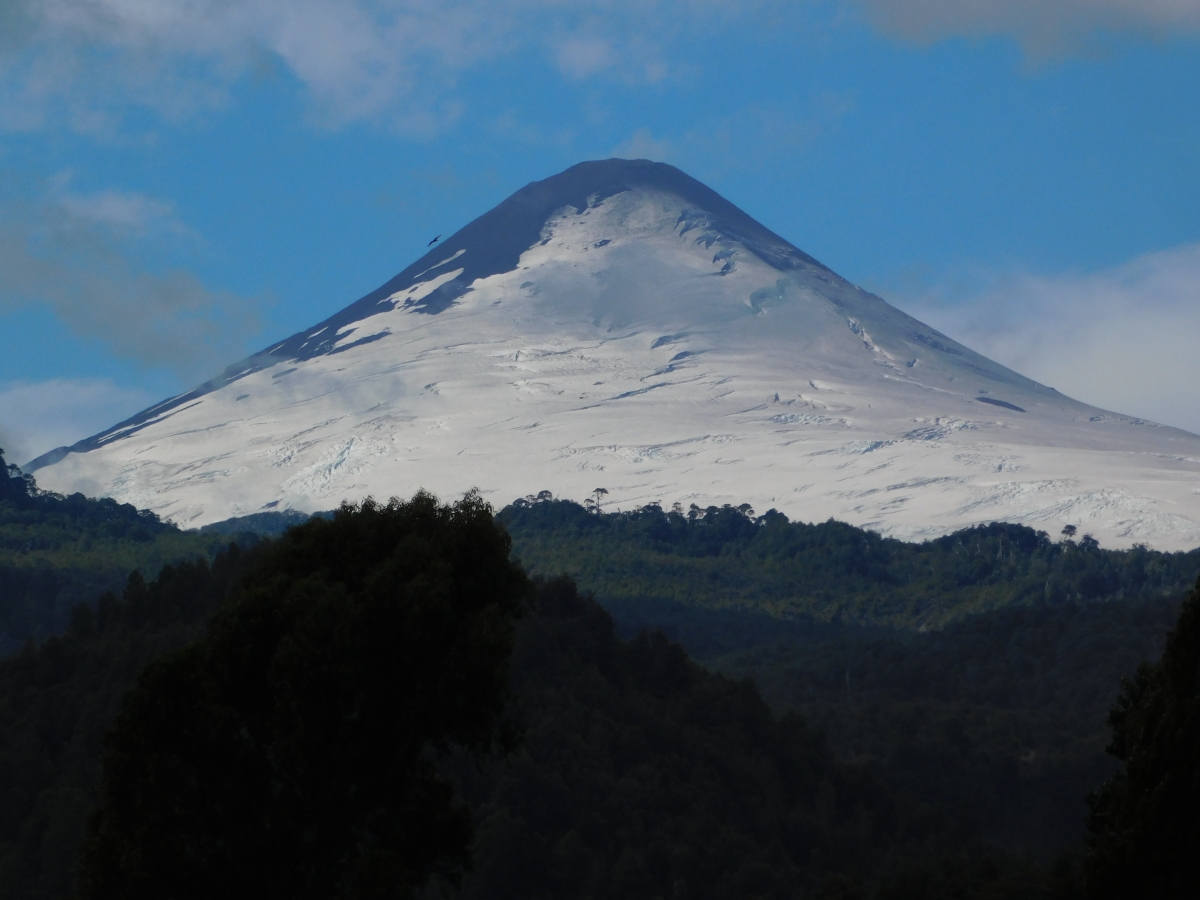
[1085,577,1200,899]
[79,491,529,900]
[0,447,34,504]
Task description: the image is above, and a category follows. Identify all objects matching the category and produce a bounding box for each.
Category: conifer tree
[79,491,528,900]
[0,447,34,503]
[1086,578,1200,899]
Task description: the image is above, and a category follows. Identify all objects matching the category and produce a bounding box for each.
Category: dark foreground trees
[78,492,528,900]
[1086,577,1200,899]
[6,487,1199,899]
[0,446,235,653]
[452,576,893,900]
[0,447,34,503]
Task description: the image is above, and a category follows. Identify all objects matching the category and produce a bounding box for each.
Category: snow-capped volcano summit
[29,159,1200,548]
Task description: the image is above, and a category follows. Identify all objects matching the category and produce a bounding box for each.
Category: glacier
[28,159,1200,550]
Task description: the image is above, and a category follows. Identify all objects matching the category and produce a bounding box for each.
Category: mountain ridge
[27,159,1200,549]
[26,158,1026,470]
[28,159,835,470]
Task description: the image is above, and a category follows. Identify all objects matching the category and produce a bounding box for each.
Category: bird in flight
[428,235,441,246]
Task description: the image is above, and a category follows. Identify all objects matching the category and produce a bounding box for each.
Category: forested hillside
[451,576,890,900]
[0,448,244,654]
[0,547,256,898]
[2,488,1195,897]
[498,498,1200,629]
[0,537,1087,900]
[170,497,1198,854]
[500,498,1200,855]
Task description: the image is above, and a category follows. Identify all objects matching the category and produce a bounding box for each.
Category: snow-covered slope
[29,160,1200,549]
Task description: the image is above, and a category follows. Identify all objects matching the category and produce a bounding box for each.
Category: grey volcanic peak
[29,159,1200,549]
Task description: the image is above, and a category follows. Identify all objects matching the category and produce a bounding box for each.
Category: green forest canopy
[0,446,251,653]
[3,462,1199,898]
[79,494,528,900]
[3,523,1127,900]
[498,497,1200,629]
[491,497,1198,858]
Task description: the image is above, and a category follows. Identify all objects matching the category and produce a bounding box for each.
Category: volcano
[28,160,1200,548]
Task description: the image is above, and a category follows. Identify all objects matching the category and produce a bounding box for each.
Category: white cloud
[894,243,1200,435]
[51,181,183,234]
[3,0,1193,135]
[608,92,856,171]
[555,35,618,79]
[0,1,681,133]
[0,179,265,381]
[0,378,155,465]
[0,0,508,132]
[0,1,813,134]
[611,128,676,161]
[859,0,1200,54]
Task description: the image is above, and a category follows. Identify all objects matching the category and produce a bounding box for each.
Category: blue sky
[1,0,1198,464]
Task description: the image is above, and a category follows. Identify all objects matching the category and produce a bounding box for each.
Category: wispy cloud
[893,243,1200,435]
[0,378,155,464]
[0,1,829,135]
[610,128,676,161]
[55,186,182,233]
[0,2,640,133]
[554,35,619,80]
[2,0,1194,137]
[859,0,1200,55]
[0,178,265,382]
[0,0,506,133]
[609,91,857,170]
